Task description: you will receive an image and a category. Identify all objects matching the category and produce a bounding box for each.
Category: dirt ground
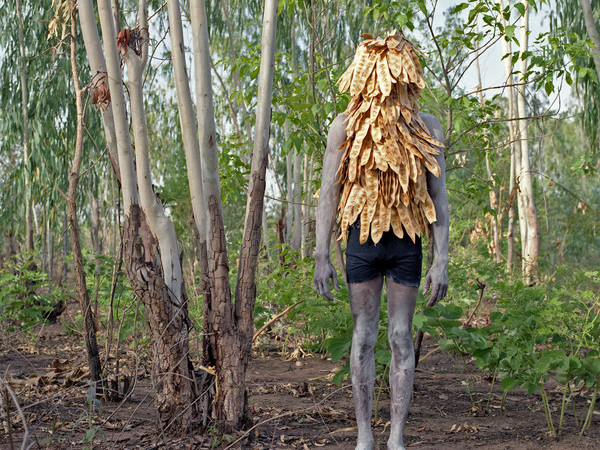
[1,318,599,449]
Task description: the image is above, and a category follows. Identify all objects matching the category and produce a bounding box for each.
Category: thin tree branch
[253,299,306,342]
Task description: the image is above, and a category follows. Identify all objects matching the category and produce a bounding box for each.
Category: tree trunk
[474,34,501,263]
[233,0,279,427]
[499,0,519,271]
[122,205,195,432]
[516,2,540,282]
[77,0,121,181]
[580,0,600,80]
[68,1,102,384]
[166,0,216,422]
[94,0,196,431]
[192,0,279,431]
[285,120,293,242]
[47,219,54,283]
[290,150,303,250]
[89,189,101,254]
[506,149,516,270]
[16,0,33,252]
[262,207,272,265]
[300,152,309,256]
[190,0,237,429]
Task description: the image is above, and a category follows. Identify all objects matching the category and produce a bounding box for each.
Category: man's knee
[388,326,413,358]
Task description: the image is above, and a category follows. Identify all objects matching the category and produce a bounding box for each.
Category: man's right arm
[314,113,347,300]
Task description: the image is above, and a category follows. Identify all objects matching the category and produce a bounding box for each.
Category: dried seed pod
[351,45,377,97]
[336,31,443,244]
[376,53,393,97]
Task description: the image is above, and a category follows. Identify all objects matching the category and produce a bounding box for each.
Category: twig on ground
[253,300,306,342]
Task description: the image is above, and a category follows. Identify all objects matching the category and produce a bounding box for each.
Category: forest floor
[1,305,599,449]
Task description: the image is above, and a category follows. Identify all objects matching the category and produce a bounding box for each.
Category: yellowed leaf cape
[337,31,443,245]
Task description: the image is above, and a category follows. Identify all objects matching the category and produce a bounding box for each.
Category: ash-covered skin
[314,112,449,450]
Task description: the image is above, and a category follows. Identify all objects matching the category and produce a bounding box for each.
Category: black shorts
[345,221,422,287]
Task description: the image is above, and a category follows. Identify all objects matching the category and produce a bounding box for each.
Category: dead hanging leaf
[92,75,111,111]
[116,29,131,53]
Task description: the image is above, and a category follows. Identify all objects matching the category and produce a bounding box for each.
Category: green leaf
[413,313,426,330]
[453,3,470,14]
[515,2,525,16]
[82,428,96,444]
[442,304,463,320]
[375,349,391,366]
[505,25,516,40]
[501,377,519,392]
[324,336,351,361]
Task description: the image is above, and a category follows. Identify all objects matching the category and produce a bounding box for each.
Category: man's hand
[422,261,448,307]
[314,258,340,301]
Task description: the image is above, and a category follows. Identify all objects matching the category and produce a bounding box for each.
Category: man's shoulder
[332,113,348,129]
[419,112,441,127]
[328,113,348,143]
[419,112,444,141]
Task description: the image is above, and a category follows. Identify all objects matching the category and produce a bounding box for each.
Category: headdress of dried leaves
[336,30,443,244]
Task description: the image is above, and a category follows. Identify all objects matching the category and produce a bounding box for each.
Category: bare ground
[1,318,599,449]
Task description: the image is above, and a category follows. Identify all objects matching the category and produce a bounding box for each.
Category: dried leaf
[336,31,443,243]
[376,53,392,97]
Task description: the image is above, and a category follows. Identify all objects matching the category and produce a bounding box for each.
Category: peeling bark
[123,205,196,432]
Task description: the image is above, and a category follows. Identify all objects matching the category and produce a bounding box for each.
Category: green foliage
[417,265,600,435]
[0,252,66,331]
[81,250,140,343]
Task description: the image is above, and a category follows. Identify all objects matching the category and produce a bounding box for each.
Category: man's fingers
[315,277,334,301]
[427,283,440,306]
[422,275,431,294]
[332,272,340,291]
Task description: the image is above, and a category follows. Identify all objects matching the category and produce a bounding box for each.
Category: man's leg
[349,276,383,450]
[385,280,419,450]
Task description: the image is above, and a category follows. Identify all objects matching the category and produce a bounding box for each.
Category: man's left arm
[421,114,449,306]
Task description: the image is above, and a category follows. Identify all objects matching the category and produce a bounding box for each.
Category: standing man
[314,31,449,450]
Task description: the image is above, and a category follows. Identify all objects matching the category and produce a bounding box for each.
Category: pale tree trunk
[77,0,120,180]
[221,0,253,144]
[93,0,195,431]
[89,189,101,254]
[47,219,54,283]
[191,0,239,429]
[516,2,540,282]
[301,154,315,258]
[499,0,519,271]
[220,0,271,261]
[291,150,303,250]
[68,1,102,384]
[16,0,33,252]
[289,20,303,252]
[166,0,215,423]
[284,118,293,242]
[580,0,600,80]
[42,215,47,273]
[506,150,516,270]
[300,153,309,256]
[191,0,279,430]
[234,0,278,426]
[60,211,69,286]
[474,34,501,263]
